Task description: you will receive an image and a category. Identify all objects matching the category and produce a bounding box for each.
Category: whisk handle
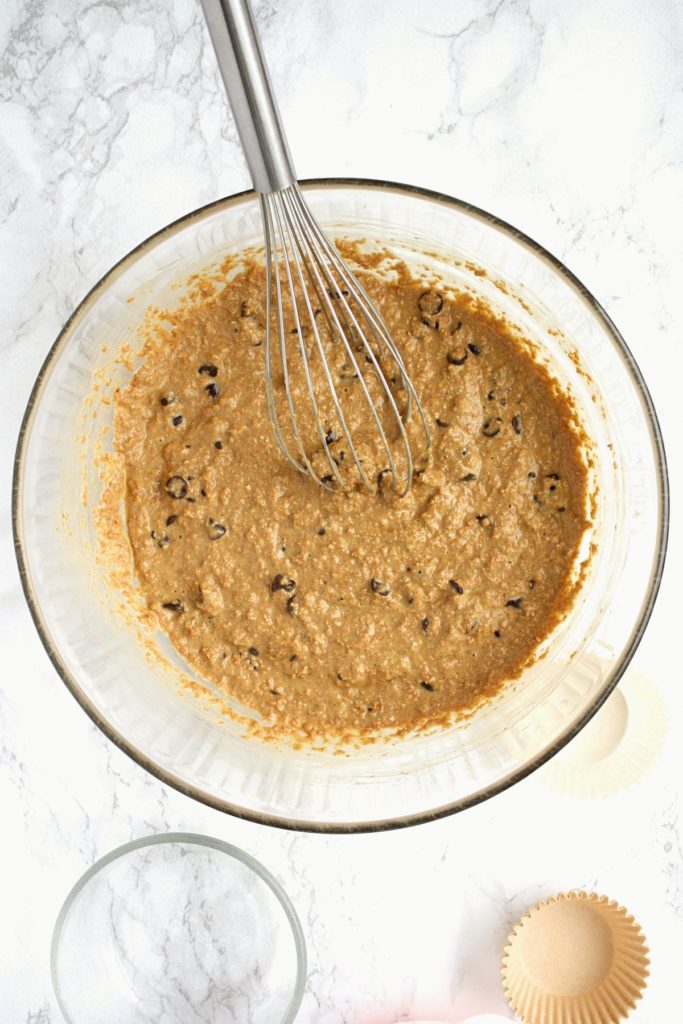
[200,0,296,193]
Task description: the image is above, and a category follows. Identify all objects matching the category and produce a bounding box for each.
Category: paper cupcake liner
[502,891,649,1024]
[539,670,667,798]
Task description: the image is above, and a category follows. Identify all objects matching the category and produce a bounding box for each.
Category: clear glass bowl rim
[13,177,670,832]
[50,831,308,1024]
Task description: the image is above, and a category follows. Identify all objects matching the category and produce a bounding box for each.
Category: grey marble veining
[1,1,682,1022]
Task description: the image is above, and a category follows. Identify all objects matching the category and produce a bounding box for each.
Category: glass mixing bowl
[13,180,668,831]
[51,833,306,1024]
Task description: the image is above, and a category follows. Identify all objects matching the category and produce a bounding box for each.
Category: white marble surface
[1,0,682,1021]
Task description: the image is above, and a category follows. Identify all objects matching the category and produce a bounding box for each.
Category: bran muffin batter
[111,245,589,740]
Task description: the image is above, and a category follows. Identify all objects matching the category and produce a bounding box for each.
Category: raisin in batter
[111,246,589,740]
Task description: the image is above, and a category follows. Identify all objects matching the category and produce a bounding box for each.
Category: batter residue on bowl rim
[98,242,592,744]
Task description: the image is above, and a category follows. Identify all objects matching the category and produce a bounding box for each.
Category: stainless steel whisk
[200,0,430,494]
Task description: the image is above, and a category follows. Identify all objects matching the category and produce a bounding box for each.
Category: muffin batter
[111,245,589,741]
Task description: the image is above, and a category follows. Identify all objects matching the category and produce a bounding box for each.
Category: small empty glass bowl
[51,833,306,1024]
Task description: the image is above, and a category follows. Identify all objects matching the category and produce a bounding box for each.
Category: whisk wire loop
[260,194,305,475]
[270,192,342,488]
[275,192,345,488]
[261,183,431,494]
[278,191,371,489]
[284,188,409,493]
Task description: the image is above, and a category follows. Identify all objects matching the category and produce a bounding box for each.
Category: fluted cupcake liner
[502,891,649,1024]
[539,670,667,798]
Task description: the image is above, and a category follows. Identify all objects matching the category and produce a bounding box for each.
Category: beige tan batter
[111,245,589,741]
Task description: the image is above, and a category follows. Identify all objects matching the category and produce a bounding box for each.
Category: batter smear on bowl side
[109,243,590,741]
